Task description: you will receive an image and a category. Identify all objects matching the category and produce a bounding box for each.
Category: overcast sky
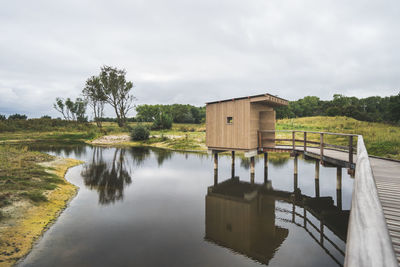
[1,0,399,118]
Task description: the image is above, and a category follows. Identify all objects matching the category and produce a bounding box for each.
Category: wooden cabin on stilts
[206,93,289,179]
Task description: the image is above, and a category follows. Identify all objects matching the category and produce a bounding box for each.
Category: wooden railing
[344,136,397,267]
[258,130,356,166]
[257,130,398,267]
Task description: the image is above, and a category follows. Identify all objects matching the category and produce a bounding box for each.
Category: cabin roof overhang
[206,93,288,107]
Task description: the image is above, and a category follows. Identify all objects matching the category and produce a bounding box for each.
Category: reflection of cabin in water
[205,178,288,264]
[206,93,288,151]
[206,177,350,265]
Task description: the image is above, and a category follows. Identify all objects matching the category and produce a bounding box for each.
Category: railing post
[304,132,307,152]
[320,133,324,158]
[292,131,295,150]
[349,135,353,165]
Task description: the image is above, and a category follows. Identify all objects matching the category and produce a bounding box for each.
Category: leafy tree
[135,104,160,122]
[53,97,68,120]
[73,98,88,122]
[0,115,6,121]
[83,76,107,127]
[99,66,135,127]
[53,97,87,122]
[152,112,173,130]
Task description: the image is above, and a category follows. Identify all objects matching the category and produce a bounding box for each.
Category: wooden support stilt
[231,151,235,178]
[337,167,342,189]
[214,152,218,170]
[250,156,255,184]
[315,160,320,180]
[337,167,342,209]
[294,156,298,190]
[250,156,255,174]
[315,159,320,197]
[264,152,268,183]
[315,178,320,198]
[214,169,218,186]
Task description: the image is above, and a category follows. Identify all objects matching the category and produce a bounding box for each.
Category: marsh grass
[0,146,62,207]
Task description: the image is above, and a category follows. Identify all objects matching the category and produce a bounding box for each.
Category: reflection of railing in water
[277,205,345,266]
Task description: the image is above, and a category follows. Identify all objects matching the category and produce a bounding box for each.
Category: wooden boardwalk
[269,144,400,265]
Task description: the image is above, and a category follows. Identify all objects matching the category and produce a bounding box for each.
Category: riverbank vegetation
[0,146,82,265]
[0,116,399,159]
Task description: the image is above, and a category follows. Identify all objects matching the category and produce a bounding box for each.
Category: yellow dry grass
[0,158,82,266]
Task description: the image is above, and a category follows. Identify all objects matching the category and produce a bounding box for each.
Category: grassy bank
[100,117,400,159]
[0,146,82,266]
[0,116,399,159]
[277,116,400,159]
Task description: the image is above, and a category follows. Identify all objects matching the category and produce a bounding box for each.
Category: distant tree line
[135,104,205,124]
[4,92,399,129]
[0,116,96,132]
[276,93,400,124]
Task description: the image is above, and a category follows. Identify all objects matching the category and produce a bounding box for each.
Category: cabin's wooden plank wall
[206,100,277,150]
[249,103,273,149]
[206,99,250,150]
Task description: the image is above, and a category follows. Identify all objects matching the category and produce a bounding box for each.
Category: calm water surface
[20,145,353,267]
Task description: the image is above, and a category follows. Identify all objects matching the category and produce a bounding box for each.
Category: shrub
[8,114,27,120]
[152,113,173,130]
[0,115,6,121]
[131,124,150,141]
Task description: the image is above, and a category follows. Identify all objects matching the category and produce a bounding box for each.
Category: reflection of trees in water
[28,143,87,157]
[128,147,150,166]
[128,147,173,167]
[152,148,173,166]
[269,156,289,167]
[240,157,261,170]
[81,147,132,205]
[239,154,290,169]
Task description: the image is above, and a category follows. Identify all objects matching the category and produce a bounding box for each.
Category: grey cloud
[0,0,399,117]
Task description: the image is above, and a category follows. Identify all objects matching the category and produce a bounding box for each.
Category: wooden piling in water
[214,153,218,170]
[231,151,235,178]
[264,152,268,183]
[337,167,342,210]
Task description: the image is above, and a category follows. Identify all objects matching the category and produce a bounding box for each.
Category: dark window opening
[227,117,233,124]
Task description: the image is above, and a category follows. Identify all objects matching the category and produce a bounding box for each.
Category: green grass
[0,116,399,159]
[0,146,62,207]
[276,116,400,159]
